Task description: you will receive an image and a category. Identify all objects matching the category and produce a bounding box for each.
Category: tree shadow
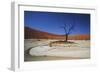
[49,40,76,47]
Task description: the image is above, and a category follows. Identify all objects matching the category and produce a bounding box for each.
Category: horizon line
[25,26,90,36]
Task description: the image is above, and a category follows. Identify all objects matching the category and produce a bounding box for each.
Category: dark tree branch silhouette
[61,23,75,42]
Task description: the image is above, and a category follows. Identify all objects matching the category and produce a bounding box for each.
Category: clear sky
[24,11,90,35]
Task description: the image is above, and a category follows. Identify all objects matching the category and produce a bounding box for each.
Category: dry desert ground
[24,39,90,61]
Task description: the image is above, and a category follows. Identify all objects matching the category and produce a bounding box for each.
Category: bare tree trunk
[65,34,68,42]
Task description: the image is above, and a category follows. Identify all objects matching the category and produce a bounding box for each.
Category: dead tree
[61,24,75,42]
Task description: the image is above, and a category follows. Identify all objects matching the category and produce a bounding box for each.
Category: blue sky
[24,11,90,35]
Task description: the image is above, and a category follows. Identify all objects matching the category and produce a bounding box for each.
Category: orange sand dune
[25,26,90,40]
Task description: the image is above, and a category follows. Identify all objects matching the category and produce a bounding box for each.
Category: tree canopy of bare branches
[61,23,75,42]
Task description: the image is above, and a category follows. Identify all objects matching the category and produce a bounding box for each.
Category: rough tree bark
[65,34,68,42]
